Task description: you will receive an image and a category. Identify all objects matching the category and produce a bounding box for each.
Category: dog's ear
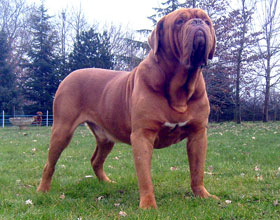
[208,30,216,60]
[148,17,164,57]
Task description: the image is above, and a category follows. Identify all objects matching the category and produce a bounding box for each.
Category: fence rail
[1,110,53,128]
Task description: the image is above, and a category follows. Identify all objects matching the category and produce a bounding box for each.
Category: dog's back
[53,68,134,143]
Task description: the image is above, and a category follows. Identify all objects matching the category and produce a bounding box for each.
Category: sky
[28,0,162,31]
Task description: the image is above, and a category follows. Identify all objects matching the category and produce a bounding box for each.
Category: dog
[37,8,217,209]
[33,111,43,126]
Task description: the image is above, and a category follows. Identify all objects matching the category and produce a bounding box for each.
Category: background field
[0,122,279,219]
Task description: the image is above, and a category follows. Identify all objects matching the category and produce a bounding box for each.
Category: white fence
[1,110,53,128]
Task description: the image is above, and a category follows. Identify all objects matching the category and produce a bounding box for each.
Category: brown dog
[37,8,217,209]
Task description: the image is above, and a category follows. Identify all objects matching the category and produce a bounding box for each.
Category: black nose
[191,19,203,26]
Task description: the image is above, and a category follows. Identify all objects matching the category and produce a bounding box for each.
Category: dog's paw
[192,185,219,200]
[139,194,157,209]
[36,184,50,192]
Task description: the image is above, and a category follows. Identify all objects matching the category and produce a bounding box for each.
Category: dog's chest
[154,121,190,149]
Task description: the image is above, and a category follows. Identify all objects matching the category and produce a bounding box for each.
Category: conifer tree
[68,28,114,72]
[0,30,18,114]
[23,4,59,114]
[148,0,187,26]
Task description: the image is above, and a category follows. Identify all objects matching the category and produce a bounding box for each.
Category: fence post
[2,110,4,128]
[46,110,49,127]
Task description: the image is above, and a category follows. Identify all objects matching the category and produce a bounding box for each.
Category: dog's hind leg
[37,116,80,192]
[87,122,114,182]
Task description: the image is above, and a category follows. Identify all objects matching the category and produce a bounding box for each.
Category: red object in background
[33,111,43,126]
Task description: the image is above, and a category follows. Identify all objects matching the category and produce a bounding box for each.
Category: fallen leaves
[277,167,280,177]
[25,199,33,205]
[218,199,233,209]
[256,174,264,181]
[254,165,264,181]
[119,211,127,217]
[208,165,214,173]
[84,175,93,178]
[16,179,33,188]
[59,193,65,200]
[204,165,216,175]
[225,200,232,204]
[207,165,214,175]
[170,166,179,171]
[97,196,104,201]
[94,190,128,216]
[204,172,213,175]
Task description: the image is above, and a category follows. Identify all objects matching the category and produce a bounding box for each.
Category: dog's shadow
[51,175,139,206]
[56,175,195,204]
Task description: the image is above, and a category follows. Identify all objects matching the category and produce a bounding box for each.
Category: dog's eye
[205,20,210,26]
[176,18,185,26]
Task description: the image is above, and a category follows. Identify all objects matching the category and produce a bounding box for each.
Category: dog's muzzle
[193,30,206,51]
[191,29,207,67]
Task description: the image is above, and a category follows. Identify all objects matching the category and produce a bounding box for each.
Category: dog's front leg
[131,129,157,209]
[187,127,218,199]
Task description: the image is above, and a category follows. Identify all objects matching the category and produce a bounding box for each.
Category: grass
[0,122,279,219]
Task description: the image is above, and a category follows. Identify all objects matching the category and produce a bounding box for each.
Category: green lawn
[0,122,279,219]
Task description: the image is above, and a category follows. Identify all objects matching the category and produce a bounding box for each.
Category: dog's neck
[168,66,201,113]
[154,52,202,113]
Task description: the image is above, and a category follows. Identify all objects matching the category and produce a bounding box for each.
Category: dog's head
[148,8,216,68]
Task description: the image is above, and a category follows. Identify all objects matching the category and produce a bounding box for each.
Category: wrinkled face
[148,8,216,68]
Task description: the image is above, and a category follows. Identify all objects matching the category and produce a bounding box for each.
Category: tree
[103,24,149,71]
[148,0,187,26]
[206,69,235,122]
[194,0,229,18]
[256,0,280,122]
[54,10,71,82]
[0,30,18,114]
[68,28,114,72]
[198,0,237,121]
[270,87,280,121]
[0,0,30,76]
[67,3,89,42]
[147,0,228,26]
[23,4,60,114]
[229,0,260,124]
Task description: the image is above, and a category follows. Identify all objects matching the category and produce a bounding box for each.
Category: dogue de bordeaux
[37,8,217,209]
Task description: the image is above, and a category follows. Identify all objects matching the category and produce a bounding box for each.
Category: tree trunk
[235,59,241,124]
[252,84,257,122]
[259,0,279,123]
[192,0,196,8]
[263,62,271,123]
[273,103,277,121]
[235,42,243,124]
[263,85,269,122]
[234,0,248,124]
